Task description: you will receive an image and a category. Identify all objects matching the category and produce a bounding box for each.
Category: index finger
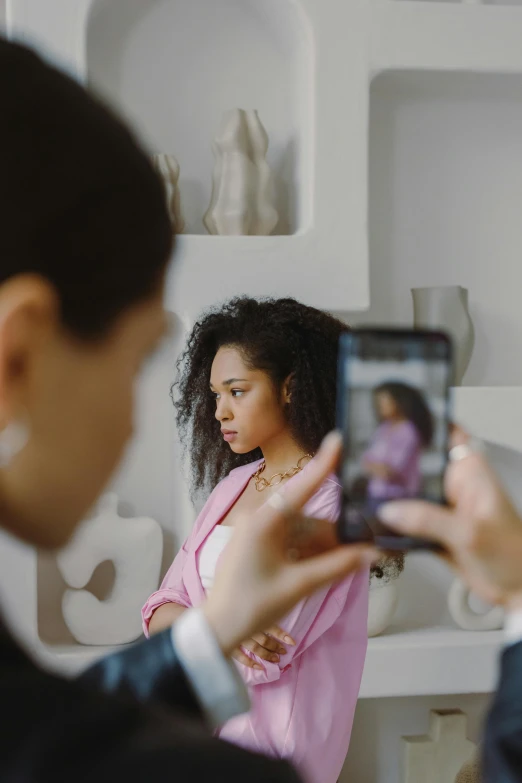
[263,431,342,528]
[266,625,296,646]
[378,499,457,549]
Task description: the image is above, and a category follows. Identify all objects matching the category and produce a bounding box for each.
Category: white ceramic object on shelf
[412,286,474,385]
[56,493,163,645]
[368,572,399,637]
[152,153,185,234]
[448,577,504,632]
[204,108,278,236]
[402,710,476,783]
[455,748,481,783]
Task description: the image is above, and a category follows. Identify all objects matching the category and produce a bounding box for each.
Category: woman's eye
[231,389,245,397]
[211,392,220,400]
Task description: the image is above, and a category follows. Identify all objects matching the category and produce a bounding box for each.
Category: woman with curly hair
[142,296,369,783]
[362,381,435,505]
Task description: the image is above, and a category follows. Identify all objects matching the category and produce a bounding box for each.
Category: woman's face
[0,278,168,549]
[375,391,399,420]
[210,346,290,455]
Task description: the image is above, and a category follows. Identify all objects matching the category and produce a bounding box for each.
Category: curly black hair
[374,381,434,447]
[173,296,348,495]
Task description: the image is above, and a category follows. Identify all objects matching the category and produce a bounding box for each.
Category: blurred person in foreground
[0,39,375,783]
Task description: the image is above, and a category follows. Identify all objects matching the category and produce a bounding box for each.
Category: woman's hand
[232,626,296,669]
[364,461,394,480]
[203,431,378,658]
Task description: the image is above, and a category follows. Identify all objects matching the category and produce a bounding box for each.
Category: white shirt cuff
[504,608,522,647]
[171,607,250,728]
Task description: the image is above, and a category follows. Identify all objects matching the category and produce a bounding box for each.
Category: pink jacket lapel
[184,460,263,606]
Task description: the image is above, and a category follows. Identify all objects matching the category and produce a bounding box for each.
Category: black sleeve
[92,729,304,783]
[79,628,202,721]
[484,640,522,782]
[2,620,304,783]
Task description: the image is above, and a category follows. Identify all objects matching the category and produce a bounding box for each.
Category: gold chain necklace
[253,454,313,492]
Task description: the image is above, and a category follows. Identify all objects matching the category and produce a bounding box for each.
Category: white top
[197,525,234,593]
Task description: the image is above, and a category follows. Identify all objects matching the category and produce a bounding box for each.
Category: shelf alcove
[86,0,313,236]
[353,70,522,387]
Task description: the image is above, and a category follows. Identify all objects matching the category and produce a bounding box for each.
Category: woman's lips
[221,430,238,442]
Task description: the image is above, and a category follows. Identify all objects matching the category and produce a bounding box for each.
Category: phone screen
[337,328,453,550]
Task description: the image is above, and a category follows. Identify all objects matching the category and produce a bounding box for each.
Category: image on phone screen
[337,328,453,550]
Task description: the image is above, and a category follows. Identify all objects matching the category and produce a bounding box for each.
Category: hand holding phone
[336,328,453,551]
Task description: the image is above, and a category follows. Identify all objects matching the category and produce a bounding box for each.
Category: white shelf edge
[165,233,371,318]
[371,1,522,76]
[360,625,503,699]
[33,625,504,700]
[452,386,522,454]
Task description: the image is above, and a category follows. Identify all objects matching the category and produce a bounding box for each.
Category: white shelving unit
[7,0,372,318]
[361,625,503,699]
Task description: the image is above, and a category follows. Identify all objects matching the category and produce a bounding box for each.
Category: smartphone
[336,327,453,551]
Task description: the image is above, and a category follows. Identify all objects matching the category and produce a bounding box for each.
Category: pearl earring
[0,416,30,467]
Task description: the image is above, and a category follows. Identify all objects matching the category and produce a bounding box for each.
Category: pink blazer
[142,460,369,783]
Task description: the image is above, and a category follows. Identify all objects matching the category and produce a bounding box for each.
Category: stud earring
[0,415,30,467]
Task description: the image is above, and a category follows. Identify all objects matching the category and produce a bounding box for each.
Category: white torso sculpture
[204,109,279,236]
[57,493,163,646]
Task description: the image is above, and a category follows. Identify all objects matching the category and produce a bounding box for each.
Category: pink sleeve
[235,479,363,686]
[141,484,219,637]
[386,424,420,472]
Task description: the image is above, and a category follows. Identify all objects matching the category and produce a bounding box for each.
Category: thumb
[378,500,455,548]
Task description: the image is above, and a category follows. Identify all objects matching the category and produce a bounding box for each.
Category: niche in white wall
[362,70,522,386]
[86,0,313,236]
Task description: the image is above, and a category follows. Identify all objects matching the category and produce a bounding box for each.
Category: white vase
[152,153,185,234]
[56,493,163,645]
[204,108,278,236]
[447,577,504,632]
[368,574,399,637]
[411,286,474,385]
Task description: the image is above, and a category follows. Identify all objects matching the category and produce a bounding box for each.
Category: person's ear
[0,274,59,425]
[282,374,294,405]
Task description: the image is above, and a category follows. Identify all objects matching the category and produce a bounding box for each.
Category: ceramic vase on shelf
[368,574,399,637]
[152,153,185,234]
[447,577,504,632]
[368,554,404,637]
[203,108,279,236]
[411,286,474,385]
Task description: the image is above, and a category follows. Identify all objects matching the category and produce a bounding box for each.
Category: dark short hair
[0,39,173,338]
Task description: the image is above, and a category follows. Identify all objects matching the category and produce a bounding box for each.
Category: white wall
[86,0,312,235]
